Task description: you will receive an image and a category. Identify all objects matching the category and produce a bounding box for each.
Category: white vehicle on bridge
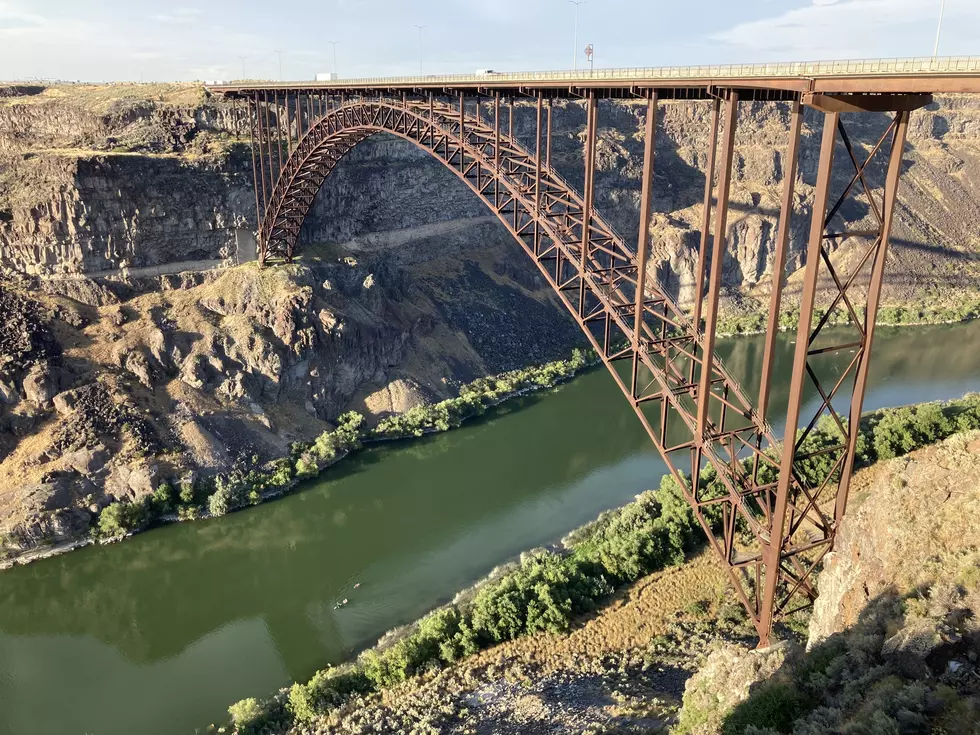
[474,69,497,76]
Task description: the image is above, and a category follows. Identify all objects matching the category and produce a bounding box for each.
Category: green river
[2,321,980,735]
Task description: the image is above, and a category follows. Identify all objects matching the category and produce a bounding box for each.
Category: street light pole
[327,41,339,76]
[568,1,586,71]
[238,56,247,80]
[414,25,426,76]
[933,0,946,58]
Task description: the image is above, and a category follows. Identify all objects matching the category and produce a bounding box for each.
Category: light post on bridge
[414,25,426,76]
[327,41,339,77]
[933,0,946,58]
[568,1,586,71]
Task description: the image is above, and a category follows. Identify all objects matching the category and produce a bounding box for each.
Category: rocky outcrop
[671,433,980,735]
[675,641,794,735]
[809,431,980,646]
[0,234,582,558]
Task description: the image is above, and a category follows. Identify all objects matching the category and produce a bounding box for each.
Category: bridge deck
[209,55,980,97]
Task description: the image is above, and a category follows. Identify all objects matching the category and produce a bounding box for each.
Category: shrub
[95,501,148,540]
[149,482,174,516]
[286,681,317,724]
[722,682,814,734]
[228,697,266,732]
[416,607,480,664]
[178,478,197,505]
[471,551,611,642]
[295,412,365,479]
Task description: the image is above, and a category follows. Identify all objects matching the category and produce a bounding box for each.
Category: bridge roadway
[209,55,980,97]
[206,56,980,646]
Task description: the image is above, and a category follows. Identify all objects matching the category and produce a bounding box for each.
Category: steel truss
[238,86,926,646]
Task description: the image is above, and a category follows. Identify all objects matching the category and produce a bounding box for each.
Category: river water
[2,322,980,735]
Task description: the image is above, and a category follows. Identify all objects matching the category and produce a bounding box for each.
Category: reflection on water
[1,321,979,735]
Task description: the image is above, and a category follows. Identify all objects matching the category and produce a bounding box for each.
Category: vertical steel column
[578,93,598,317]
[494,92,501,209]
[534,92,543,209]
[696,92,739,435]
[261,91,273,206]
[274,91,284,175]
[757,99,803,424]
[760,110,840,647]
[459,91,465,172]
[534,92,544,256]
[248,95,262,242]
[295,93,303,143]
[508,98,514,139]
[631,91,658,398]
[835,110,910,523]
[692,98,722,328]
[546,99,553,169]
[283,92,291,154]
[429,92,435,148]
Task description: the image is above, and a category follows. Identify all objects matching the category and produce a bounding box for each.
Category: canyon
[1,82,979,560]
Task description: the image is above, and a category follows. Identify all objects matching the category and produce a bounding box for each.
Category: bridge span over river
[208,56,980,646]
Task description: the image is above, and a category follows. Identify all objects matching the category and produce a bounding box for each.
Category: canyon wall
[3,86,980,313]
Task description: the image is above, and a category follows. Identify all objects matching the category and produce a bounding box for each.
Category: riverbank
[716,298,980,337]
[220,393,980,735]
[0,348,594,570]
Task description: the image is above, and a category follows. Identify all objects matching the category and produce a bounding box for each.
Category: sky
[0,0,977,82]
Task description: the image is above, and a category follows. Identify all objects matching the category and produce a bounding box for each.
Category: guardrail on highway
[315,56,980,87]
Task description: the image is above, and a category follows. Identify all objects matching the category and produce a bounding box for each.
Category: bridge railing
[318,56,980,88]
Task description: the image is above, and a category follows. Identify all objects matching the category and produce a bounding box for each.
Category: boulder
[127,464,158,499]
[53,387,85,416]
[22,363,57,406]
[0,380,17,404]
[105,463,158,501]
[62,445,109,476]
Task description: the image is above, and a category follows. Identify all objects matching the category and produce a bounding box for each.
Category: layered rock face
[4,85,980,310]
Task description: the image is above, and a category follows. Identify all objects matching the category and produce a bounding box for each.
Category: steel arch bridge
[210,62,980,646]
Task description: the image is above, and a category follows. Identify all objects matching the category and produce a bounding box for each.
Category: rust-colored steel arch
[240,91,916,647]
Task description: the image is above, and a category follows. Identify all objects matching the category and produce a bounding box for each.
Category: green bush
[295,412,365,479]
[722,681,814,734]
[95,501,148,540]
[149,482,174,516]
[286,681,317,724]
[471,550,612,642]
[373,349,591,440]
[178,477,197,505]
[574,481,693,583]
[228,697,267,733]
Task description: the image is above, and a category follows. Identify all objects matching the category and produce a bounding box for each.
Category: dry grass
[0,83,205,111]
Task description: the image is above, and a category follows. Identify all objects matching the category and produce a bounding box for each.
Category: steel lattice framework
[210,73,956,646]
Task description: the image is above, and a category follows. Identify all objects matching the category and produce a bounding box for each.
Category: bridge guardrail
[300,56,980,88]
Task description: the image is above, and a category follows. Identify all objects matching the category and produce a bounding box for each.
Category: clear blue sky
[1,0,976,82]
